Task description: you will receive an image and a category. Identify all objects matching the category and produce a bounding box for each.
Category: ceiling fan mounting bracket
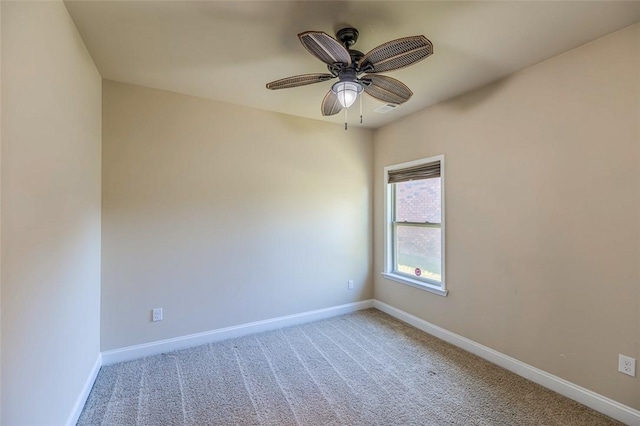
[336,27,359,48]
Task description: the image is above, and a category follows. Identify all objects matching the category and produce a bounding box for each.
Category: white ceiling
[64,1,640,129]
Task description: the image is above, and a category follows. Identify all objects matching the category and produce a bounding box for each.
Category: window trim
[382,155,448,297]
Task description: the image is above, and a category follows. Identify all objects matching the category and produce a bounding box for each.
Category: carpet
[77,309,621,425]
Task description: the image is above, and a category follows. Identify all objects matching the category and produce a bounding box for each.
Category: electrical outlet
[348,280,354,290]
[152,308,163,322]
[618,354,636,377]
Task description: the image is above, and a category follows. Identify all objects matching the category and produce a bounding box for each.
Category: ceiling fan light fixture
[331,81,363,108]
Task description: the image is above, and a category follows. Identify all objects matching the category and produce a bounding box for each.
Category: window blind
[387,160,440,184]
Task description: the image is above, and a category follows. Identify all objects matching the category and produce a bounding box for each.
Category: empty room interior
[1,1,640,425]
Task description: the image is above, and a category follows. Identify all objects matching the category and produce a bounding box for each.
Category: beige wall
[374,23,640,410]
[101,80,373,351]
[1,2,102,425]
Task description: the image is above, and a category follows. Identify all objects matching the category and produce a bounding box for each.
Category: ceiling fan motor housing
[332,68,363,90]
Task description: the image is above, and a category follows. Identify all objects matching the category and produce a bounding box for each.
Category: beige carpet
[78,309,622,425]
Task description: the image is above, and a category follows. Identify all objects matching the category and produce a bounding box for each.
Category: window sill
[381,272,448,297]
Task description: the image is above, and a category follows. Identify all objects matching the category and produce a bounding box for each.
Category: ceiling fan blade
[298,31,352,66]
[362,75,413,104]
[266,73,335,90]
[321,90,343,116]
[359,36,432,73]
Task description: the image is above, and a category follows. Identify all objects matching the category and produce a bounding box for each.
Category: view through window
[394,178,442,283]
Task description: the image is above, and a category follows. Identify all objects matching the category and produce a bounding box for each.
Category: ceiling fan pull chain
[360,95,363,124]
[344,107,348,130]
[344,89,348,130]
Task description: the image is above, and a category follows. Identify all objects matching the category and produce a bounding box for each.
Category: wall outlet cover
[618,354,636,377]
[152,308,163,322]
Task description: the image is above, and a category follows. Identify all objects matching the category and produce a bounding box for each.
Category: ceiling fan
[266,27,433,128]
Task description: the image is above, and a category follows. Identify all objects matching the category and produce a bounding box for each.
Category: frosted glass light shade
[332,81,362,108]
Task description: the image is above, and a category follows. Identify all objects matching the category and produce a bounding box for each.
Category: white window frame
[382,155,447,297]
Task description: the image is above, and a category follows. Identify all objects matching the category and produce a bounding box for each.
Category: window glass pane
[394,178,441,223]
[395,225,441,282]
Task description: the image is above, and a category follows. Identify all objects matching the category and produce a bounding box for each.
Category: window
[383,155,447,296]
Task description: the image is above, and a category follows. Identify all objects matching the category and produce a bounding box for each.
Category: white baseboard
[373,300,640,426]
[66,353,102,426]
[102,299,374,365]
